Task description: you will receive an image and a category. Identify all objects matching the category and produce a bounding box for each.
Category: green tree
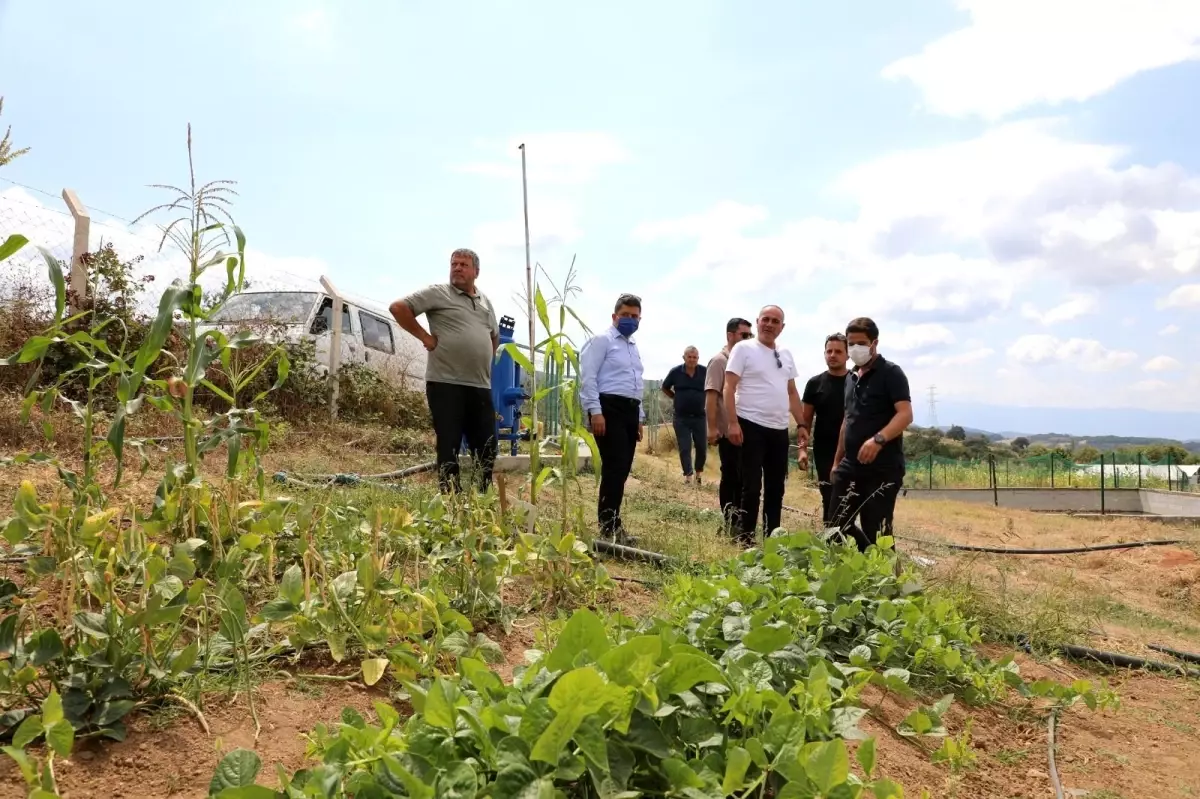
[1011,436,1030,453]
[0,97,30,168]
[1073,445,1101,463]
[946,425,966,441]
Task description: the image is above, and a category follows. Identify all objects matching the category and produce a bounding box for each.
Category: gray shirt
[402,283,498,388]
[705,347,731,437]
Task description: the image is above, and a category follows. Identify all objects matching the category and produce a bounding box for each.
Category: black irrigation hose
[1147,643,1200,666]
[900,535,1189,555]
[1016,635,1200,678]
[590,539,676,568]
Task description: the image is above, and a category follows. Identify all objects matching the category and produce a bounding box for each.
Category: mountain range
[922,402,1200,452]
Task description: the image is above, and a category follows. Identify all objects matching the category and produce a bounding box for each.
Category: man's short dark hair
[726,317,751,333]
[614,293,641,313]
[825,332,848,348]
[845,317,879,341]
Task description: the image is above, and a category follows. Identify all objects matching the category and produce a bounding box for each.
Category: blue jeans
[673,415,707,476]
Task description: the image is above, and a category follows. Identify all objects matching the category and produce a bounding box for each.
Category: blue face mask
[616,317,639,337]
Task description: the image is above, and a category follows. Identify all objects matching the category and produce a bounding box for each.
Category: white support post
[320,275,343,421]
[62,189,90,312]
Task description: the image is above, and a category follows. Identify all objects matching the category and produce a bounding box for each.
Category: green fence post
[1112,452,1119,489]
[1167,451,1173,491]
[1100,457,1106,515]
[1050,454,1055,489]
[1137,451,1143,489]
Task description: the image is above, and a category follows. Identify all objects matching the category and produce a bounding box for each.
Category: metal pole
[990,455,998,507]
[1112,452,1119,489]
[1050,454,1055,489]
[519,144,538,470]
[1137,451,1143,489]
[1167,452,1173,491]
[1100,457,1106,515]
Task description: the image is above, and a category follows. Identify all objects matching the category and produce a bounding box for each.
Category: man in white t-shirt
[723,305,807,545]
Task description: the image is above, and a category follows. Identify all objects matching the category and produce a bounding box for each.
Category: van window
[311,298,353,335]
[359,312,395,354]
[210,291,318,324]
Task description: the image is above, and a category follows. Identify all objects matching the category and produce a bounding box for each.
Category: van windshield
[209,292,319,325]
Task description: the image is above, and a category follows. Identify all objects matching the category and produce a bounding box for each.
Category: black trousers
[814,454,835,525]
[673,415,707,475]
[425,381,497,494]
[736,417,789,542]
[717,436,743,534]
[594,394,640,535]
[829,468,903,551]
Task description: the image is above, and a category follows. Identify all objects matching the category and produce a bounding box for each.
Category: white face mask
[848,344,873,367]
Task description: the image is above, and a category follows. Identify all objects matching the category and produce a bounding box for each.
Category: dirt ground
[3,434,1200,798]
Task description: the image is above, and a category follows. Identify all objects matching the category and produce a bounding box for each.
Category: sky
[2,0,1200,439]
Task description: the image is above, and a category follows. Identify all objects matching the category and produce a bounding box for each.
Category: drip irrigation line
[1016,635,1200,678]
[1147,643,1200,666]
[1046,710,1064,799]
[899,536,1188,555]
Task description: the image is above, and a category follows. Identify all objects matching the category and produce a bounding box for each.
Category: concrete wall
[901,487,1144,513]
[1139,488,1200,516]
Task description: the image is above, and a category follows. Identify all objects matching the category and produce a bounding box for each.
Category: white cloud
[914,347,995,368]
[1159,323,1181,336]
[882,0,1200,120]
[1131,379,1172,393]
[1157,283,1200,309]
[1006,334,1138,372]
[883,323,955,352]
[451,133,628,185]
[1020,293,1099,325]
[1144,355,1183,372]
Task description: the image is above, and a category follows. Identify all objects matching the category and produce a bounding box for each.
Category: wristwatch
[872,433,886,446]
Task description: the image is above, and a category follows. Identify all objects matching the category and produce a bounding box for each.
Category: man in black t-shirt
[800,333,849,525]
[830,317,914,551]
[661,346,708,484]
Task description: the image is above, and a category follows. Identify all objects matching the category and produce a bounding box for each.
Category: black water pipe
[591,539,675,568]
[900,535,1187,555]
[1056,642,1200,678]
[1147,643,1200,666]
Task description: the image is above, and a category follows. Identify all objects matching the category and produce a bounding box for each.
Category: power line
[0,176,136,224]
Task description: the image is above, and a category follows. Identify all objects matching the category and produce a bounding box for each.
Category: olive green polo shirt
[402,283,499,388]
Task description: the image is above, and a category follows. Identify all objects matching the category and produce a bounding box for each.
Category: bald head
[757,305,785,346]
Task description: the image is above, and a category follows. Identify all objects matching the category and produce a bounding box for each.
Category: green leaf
[872,778,905,799]
[73,611,110,640]
[209,748,262,793]
[500,342,534,374]
[741,623,791,654]
[361,658,388,686]
[0,234,29,261]
[901,710,933,735]
[493,763,553,799]
[45,720,73,759]
[39,248,66,324]
[803,739,849,794]
[259,597,297,622]
[212,787,280,799]
[424,677,458,731]
[856,737,877,779]
[597,635,662,687]
[280,564,304,606]
[656,653,725,696]
[12,715,44,749]
[531,667,620,764]
[171,642,199,676]
[545,609,610,672]
[723,746,752,794]
[41,689,63,726]
[379,755,434,799]
[434,761,478,799]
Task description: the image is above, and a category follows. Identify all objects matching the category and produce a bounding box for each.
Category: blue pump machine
[461,314,528,456]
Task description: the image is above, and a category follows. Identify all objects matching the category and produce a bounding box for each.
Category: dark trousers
[736,417,789,542]
[829,468,903,551]
[673,415,707,476]
[814,455,835,525]
[717,437,743,533]
[594,394,640,535]
[426,381,497,495]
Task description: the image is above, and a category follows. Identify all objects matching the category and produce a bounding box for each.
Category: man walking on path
[706,318,752,532]
[724,306,806,545]
[830,317,913,551]
[391,248,499,495]
[662,346,708,484]
[800,333,850,525]
[580,294,646,543]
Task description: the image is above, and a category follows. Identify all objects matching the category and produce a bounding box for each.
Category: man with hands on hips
[829,317,913,551]
[391,248,500,495]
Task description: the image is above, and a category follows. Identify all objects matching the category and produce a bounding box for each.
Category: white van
[200,288,428,389]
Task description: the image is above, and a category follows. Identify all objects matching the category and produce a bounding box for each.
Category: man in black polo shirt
[799,333,849,525]
[830,317,914,550]
[661,346,708,484]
